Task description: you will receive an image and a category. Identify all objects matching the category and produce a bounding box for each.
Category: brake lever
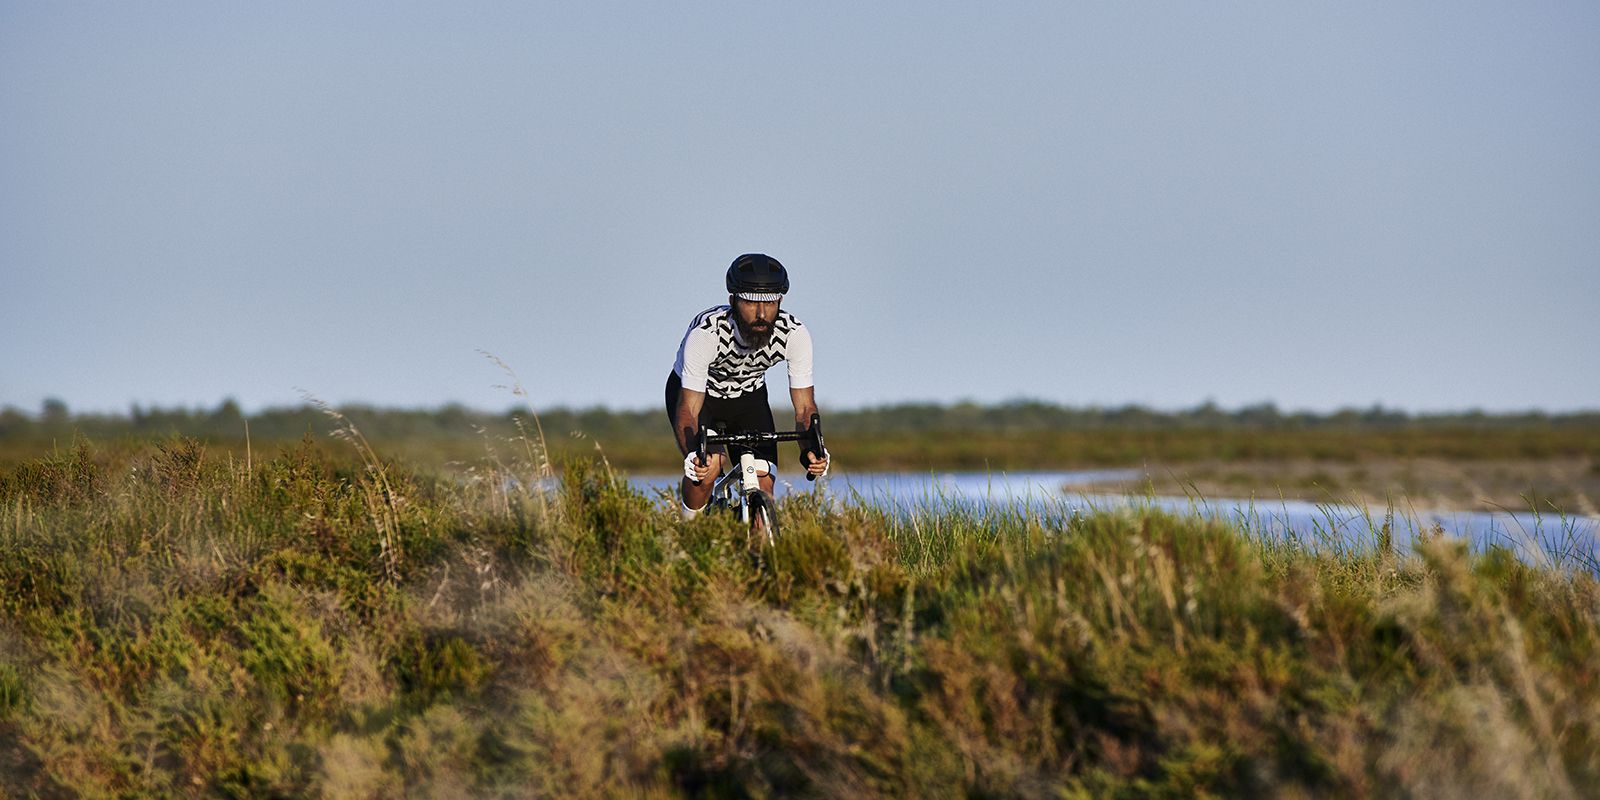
[692,426,708,486]
[805,412,825,482]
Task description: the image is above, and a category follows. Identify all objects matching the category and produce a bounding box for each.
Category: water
[627,469,1600,570]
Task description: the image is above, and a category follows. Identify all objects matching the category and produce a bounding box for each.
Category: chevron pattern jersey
[672,305,814,399]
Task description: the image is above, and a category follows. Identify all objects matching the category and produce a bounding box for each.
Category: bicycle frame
[710,451,769,523]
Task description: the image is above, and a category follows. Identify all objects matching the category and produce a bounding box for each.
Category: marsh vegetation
[1,426,1597,797]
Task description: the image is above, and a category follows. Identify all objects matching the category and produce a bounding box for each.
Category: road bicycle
[695,413,826,544]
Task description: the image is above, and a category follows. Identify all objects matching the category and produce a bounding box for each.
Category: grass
[2,433,1598,797]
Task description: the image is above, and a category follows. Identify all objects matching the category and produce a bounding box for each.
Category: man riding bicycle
[666,253,831,519]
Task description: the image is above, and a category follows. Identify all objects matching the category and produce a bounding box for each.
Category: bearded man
[665,253,830,518]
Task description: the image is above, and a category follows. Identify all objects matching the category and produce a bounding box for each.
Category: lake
[627,469,1600,570]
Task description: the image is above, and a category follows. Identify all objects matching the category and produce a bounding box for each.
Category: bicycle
[694,413,826,544]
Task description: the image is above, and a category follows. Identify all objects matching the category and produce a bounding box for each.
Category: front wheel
[747,491,780,546]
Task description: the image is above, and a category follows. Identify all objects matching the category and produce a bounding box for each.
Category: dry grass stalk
[301,390,404,582]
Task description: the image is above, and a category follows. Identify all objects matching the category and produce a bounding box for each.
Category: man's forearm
[794,403,817,429]
[674,406,699,456]
[673,386,708,456]
[791,385,819,430]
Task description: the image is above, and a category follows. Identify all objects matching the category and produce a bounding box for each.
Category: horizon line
[9,396,1599,420]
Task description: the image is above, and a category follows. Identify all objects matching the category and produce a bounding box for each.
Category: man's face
[731,295,780,347]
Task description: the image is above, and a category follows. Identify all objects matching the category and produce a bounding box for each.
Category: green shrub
[0,436,102,505]
[392,633,491,707]
[237,583,345,718]
[0,660,28,717]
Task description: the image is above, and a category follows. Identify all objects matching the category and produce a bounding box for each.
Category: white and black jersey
[672,305,813,399]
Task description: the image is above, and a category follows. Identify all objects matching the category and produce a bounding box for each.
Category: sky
[3,2,1597,416]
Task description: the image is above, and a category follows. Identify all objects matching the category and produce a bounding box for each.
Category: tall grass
[1,436,1597,797]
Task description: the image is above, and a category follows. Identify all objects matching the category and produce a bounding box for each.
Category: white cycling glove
[810,448,832,479]
[682,428,719,482]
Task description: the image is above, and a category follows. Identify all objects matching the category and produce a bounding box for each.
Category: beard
[734,314,774,349]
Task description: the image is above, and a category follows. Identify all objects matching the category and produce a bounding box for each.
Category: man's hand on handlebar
[683,451,727,484]
[804,448,830,479]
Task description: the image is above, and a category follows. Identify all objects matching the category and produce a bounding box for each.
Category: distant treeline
[5,398,1599,472]
[813,400,1600,433]
[4,397,1596,443]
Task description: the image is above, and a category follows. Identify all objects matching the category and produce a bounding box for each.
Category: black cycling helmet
[725,253,790,296]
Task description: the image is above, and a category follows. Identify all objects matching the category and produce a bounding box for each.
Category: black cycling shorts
[664,371,778,467]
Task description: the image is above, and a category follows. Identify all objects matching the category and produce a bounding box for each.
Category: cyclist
[666,253,830,518]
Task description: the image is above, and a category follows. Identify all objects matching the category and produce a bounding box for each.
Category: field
[2,420,1599,797]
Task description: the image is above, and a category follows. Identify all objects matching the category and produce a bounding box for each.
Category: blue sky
[4,2,1597,414]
